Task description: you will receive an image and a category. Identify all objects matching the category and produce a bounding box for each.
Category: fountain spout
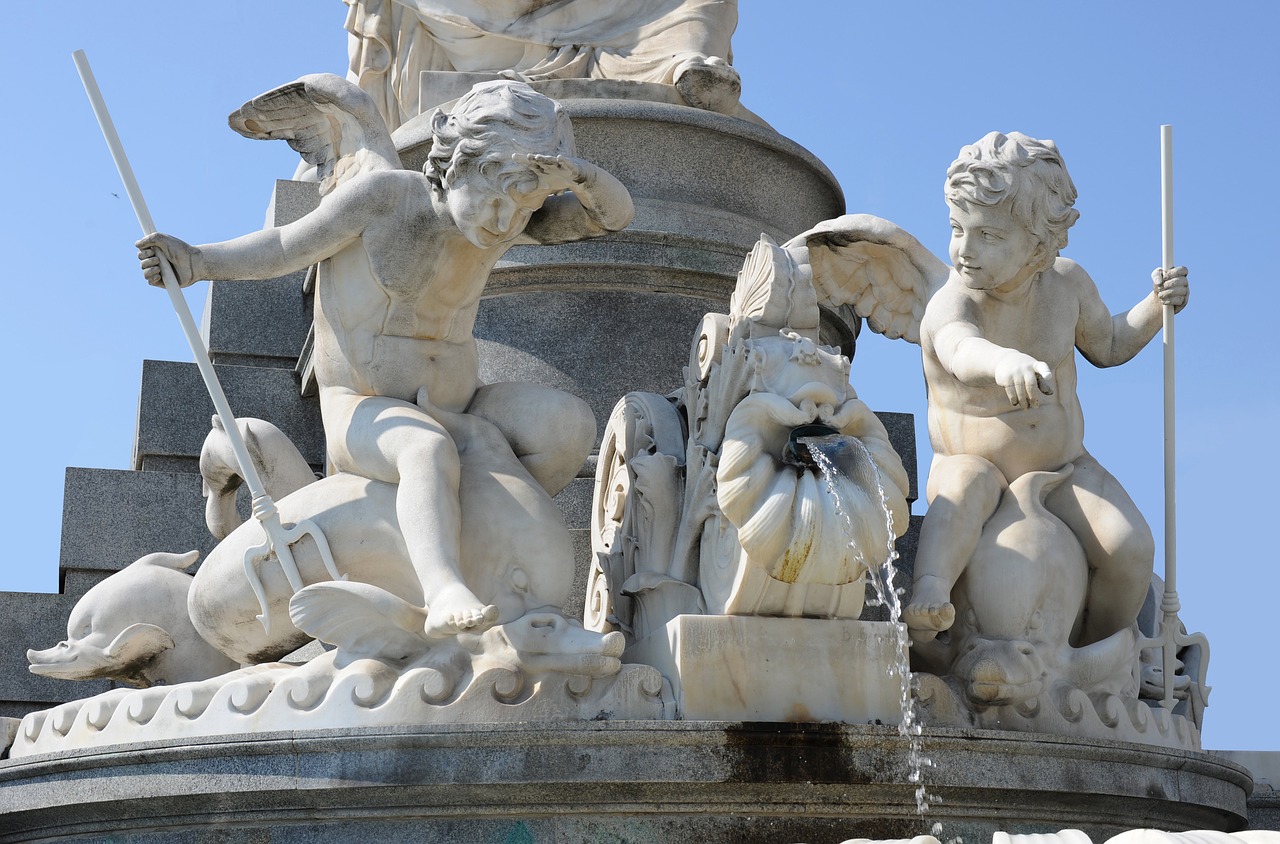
[781,424,840,471]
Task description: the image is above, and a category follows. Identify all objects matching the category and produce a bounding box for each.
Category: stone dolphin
[27,550,239,688]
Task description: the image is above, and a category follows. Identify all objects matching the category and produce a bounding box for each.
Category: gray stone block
[264,179,321,228]
[202,180,320,370]
[58,468,214,577]
[875,410,918,504]
[476,289,714,442]
[552,477,594,531]
[203,272,311,369]
[861,514,923,624]
[1248,785,1280,831]
[563,528,591,620]
[133,359,324,470]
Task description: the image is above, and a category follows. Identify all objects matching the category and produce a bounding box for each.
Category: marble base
[626,614,906,723]
[0,723,1251,843]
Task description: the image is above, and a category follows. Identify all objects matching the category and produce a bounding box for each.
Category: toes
[903,601,956,632]
[450,604,498,632]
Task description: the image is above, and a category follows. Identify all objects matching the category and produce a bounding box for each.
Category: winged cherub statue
[138,74,634,641]
[785,132,1188,647]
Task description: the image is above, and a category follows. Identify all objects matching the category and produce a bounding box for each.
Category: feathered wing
[227,73,402,196]
[784,214,949,346]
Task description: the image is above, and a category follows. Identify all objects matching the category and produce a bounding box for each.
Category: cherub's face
[947,201,1044,292]
[447,162,547,249]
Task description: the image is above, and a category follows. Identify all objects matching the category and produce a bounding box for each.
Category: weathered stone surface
[626,615,906,723]
[876,411,918,504]
[0,724,1252,842]
[348,2,742,130]
[203,272,311,369]
[133,359,323,471]
[263,178,321,229]
[1217,751,1280,831]
[59,468,213,576]
[25,552,239,691]
[202,182,320,370]
[476,289,716,441]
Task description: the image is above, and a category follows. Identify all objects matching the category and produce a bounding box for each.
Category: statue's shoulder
[322,168,429,219]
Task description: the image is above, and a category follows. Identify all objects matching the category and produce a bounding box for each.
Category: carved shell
[715,392,897,587]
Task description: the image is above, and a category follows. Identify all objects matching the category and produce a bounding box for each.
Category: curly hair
[424,81,576,195]
[945,132,1080,269]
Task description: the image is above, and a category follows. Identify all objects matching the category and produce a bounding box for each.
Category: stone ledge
[0,723,1251,843]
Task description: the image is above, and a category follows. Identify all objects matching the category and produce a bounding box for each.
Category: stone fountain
[0,3,1266,842]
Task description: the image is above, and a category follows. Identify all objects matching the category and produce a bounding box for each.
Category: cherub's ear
[1030,240,1055,274]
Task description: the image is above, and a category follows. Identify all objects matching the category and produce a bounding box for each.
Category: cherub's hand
[513,153,594,195]
[136,233,202,289]
[993,350,1055,409]
[1151,266,1189,313]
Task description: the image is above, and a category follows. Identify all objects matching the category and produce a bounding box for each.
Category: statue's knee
[402,428,461,481]
[933,455,1002,509]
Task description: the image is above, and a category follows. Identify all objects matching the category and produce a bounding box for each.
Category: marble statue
[343,0,741,128]
[588,232,912,722]
[12,74,668,753]
[16,71,680,733]
[590,233,910,639]
[137,73,633,652]
[784,132,1201,741]
[26,551,238,688]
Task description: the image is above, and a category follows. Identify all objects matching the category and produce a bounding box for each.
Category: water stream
[802,433,943,838]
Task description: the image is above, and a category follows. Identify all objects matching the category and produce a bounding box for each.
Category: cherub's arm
[138,176,390,287]
[517,154,635,245]
[1072,260,1189,368]
[928,290,1055,409]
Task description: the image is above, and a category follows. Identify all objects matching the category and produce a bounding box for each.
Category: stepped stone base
[0,723,1251,843]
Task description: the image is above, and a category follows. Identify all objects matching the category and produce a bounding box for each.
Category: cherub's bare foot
[424,584,499,639]
[674,56,741,115]
[903,575,956,640]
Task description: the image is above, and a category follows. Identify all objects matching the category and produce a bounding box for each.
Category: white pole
[1159,124,1179,709]
[71,50,274,513]
[71,51,343,629]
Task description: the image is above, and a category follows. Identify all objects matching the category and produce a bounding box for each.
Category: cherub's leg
[325,392,497,639]
[904,453,1006,638]
[1045,452,1154,646]
[466,382,596,497]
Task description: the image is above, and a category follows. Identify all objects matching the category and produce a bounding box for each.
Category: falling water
[801,433,944,838]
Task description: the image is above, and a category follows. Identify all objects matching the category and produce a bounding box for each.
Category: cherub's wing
[228,73,402,196]
[784,214,949,346]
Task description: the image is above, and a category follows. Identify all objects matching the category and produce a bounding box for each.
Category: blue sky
[3,3,1276,751]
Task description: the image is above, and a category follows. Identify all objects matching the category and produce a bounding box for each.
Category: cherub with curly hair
[138,76,633,640]
[787,132,1188,646]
